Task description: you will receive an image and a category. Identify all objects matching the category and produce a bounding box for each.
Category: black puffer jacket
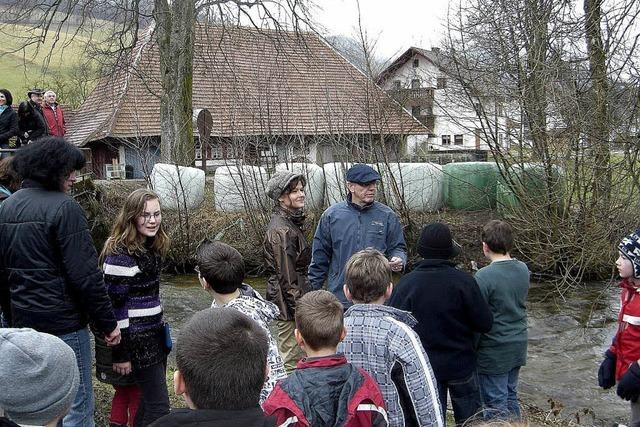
[0,180,116,336]
[17,100,48,144]
[0,107,18,147]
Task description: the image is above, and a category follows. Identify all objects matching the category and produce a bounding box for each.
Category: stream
[159,274,626,425]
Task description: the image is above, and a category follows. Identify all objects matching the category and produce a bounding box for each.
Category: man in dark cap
[308,163,407,305]
[17,88,48,145]
[388,222,493,426]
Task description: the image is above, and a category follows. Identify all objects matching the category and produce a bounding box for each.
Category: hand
[113,361,132,376]
[389,257,403,273]
[598,350,616,389]
[617,362,640,402]
[105,327,121,346]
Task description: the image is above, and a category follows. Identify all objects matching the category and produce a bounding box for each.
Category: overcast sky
[311,0,453,60]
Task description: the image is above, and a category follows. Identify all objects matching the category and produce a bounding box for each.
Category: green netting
[443,162,500,211]
[496,163,564,214]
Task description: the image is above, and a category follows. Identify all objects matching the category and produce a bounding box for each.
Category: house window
[442,135,451,145]
[454,134,463,145]
[411,106,421,117]
[413,58,419,68]
[437,77,447,89]
[195,144,202,160]
[411,79,420,89]
[393,80,401,90]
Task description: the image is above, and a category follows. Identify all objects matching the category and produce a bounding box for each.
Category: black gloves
[617,362,640,402]
[598,350,616,389]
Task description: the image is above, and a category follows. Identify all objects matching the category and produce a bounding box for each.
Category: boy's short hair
[196,241,245,294]
[176,307,268,410]
[295,290,344,351]
[344,249,391,303]
[482,220,514,255]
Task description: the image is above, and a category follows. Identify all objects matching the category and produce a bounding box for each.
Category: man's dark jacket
[149,408,277,427]
[17,100,48,144]
[388,259,493,381]
[0,180,116,336]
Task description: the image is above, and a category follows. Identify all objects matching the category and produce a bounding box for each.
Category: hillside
[0,20,105,107]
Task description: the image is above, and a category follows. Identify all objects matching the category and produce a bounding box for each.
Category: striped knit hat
[619,230,640,279]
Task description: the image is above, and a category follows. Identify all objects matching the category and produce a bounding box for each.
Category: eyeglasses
[140,212,161,222]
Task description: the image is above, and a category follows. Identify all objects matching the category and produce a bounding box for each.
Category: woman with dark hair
[101,188,171,426]
[0,89,19,156]
[0,156,20,203]
[263,171,311,373]
[0,137,120,427]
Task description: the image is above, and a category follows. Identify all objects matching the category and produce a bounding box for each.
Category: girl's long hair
[101,188,170,261]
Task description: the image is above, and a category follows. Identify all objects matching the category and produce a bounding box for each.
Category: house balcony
[389,87,435,103]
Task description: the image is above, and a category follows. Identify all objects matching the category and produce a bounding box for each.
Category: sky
[311,0,454,60]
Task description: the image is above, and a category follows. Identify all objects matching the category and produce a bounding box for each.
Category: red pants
[110,385,141,426]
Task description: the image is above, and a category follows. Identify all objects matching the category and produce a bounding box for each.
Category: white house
[377,47,512,154]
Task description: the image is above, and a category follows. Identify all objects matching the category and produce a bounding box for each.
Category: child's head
[295,290,345,352]
[174,307,269,410]
[481,220,514,255]
[196,240,245,294]
[0,328,80,426]
[618,230,640,280]
[344,249,392,303]
[101,188,170,260]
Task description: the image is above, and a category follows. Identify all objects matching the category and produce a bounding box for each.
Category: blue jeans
[478,367,521,421]
[58,327,95,427]
[437,371,483,426]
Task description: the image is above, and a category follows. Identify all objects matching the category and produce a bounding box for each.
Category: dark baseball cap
[345,164,381,184]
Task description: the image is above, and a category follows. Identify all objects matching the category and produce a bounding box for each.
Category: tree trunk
[154,0,196,165]
[584,0,611,204]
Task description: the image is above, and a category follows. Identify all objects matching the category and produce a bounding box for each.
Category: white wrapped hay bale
[379,163,443,212]
[150,163,205,211]
[275,163,325,211]
[323,162,352,206]
[213,166,268,212]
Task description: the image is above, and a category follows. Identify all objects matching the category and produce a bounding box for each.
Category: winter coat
[264,207,311,320]
[103,248,167,369]
[211,284,287,404]
[611,279,640,380]
[149,407,277,427]
[263,355,389,427]
[0,180,116,336]
[17,100,48,144]
[42,102,65,136]
[338,305,444,427]
[308,196,407,305]
[0,107,19,147]
[388,259,493,381]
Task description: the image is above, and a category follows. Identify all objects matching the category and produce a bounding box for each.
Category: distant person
[338,249,444,427]
[0,156,20,204]
[474,220,529,421]
[309,164,407,306]
[42,90,66,136]
[263,171,311,373]
[101,189,171,426]
[598,230,640,426]
[196,240,286,404]
[263,290,388,426]
[149,307,278,427]
[0,328,80,427]
[17,88,48,145]
[0,137,120,427]
[389,223,493,426]
[0,89,19,156]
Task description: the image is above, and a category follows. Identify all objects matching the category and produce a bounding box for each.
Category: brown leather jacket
[263,207,311,321]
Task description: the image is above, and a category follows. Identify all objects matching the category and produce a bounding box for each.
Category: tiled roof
[67,24,426,146]
[377,47,449,85]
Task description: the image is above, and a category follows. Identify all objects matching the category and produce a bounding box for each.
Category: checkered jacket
[338,304,443,427]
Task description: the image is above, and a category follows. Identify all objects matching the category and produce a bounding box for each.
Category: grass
[0,20,106,104]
